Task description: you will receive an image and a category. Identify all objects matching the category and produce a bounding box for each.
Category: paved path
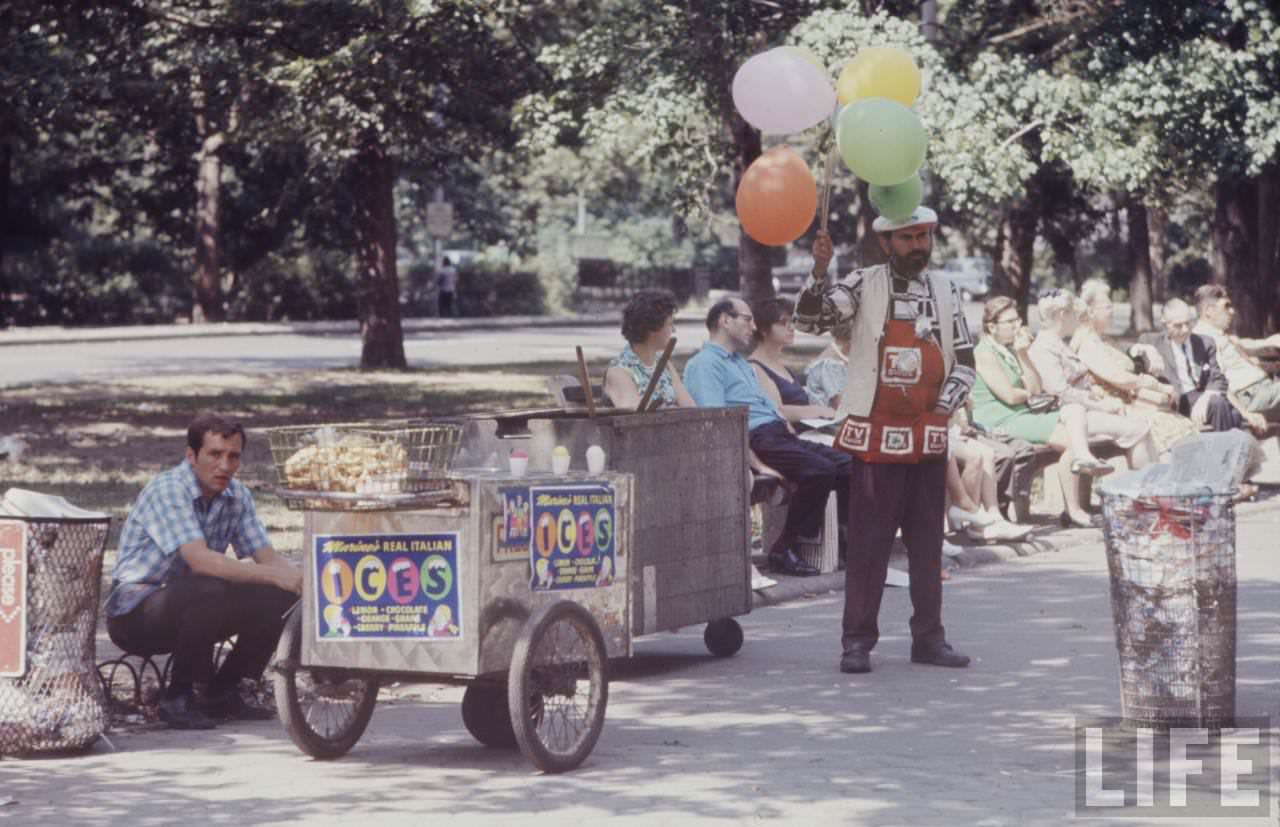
[4,501,1277,826]
[0,303,992,388]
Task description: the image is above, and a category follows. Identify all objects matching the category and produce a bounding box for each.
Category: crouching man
[105,411,302,729]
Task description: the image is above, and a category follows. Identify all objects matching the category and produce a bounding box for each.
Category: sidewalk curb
[751,526,1098,610]
[750,492,1280,610]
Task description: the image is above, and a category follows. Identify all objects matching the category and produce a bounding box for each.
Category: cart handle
[637,338,676,413]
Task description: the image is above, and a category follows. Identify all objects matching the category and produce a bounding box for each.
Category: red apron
[834,316,949,463]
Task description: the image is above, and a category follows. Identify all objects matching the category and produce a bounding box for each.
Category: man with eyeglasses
[1193,285,1280,431]
[796,205,976,675]
[1146,298,1244,433]
[683,297,852,577]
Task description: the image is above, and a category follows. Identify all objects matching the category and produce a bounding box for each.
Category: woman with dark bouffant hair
[604,289,695,409]
[749,296,836,425]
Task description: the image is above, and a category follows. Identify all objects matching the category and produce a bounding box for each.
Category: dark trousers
[1179,391,1244,432]
[750,420,852,542]
[107,576,296,692]
[841,458,946,653]
[439,291,455,317]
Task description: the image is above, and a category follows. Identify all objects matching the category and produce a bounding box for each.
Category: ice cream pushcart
[266,406,753,773]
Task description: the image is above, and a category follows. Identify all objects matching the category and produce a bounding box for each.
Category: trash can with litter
[1,490,112,755]
[1098,432,1260,730]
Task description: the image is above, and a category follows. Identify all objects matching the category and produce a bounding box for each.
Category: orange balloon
[735,146,817,246]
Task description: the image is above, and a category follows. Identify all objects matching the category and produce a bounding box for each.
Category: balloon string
[819,140,836,233]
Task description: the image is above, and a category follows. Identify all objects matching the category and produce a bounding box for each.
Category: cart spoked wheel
[703,618,744,658]
[507,601,608,773]
[272,609,379,760]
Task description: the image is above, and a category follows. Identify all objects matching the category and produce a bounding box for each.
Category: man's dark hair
[705,298,739,332]
[751,296,795,344]
[620,289,679,345]
[1194,283,1229,313]
[187,410,247,454]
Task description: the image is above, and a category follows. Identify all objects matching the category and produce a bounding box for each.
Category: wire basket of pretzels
[265,420,464,511]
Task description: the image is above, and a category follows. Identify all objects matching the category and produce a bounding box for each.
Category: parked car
[939,256,993,301]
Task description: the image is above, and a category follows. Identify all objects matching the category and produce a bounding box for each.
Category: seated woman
[947,411,1033,541]
[750,296,836,425]
[805,320,852,410]
[604,288,695,410]
[1028,288,1157,472]
[971,296,1126,528]
[1073,279,1198,456]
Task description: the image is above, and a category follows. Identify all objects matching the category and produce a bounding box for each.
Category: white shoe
[751,564,778,591]
[948,505,996,529]
[942,539,966,558]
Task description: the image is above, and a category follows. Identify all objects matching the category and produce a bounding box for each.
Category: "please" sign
[0,520,28,677]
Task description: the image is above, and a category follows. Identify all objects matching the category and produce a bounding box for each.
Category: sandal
[1070,458,1115,477]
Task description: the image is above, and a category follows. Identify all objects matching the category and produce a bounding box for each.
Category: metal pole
[432,187,445,317]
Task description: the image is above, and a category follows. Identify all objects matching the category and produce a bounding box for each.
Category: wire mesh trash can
[1100,489,1236,730]
[0,516,112,754]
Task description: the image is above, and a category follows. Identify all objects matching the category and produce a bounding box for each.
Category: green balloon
[837,97,927,186]
[869,174,924,223]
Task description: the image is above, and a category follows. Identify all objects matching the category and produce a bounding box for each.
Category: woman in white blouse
[1028,288,1157,474]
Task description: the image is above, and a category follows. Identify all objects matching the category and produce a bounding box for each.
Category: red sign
[0,520,28,677]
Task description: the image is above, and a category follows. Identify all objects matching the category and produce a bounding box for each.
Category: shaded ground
[0,364,579,553]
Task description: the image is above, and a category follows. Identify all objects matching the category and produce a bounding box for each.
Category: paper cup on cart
[586,445,606,473]
[551,446,571,475]
[509,449,528,477]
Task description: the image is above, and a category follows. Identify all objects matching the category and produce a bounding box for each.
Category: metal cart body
[273,407,753,772]
[300,471,632,678]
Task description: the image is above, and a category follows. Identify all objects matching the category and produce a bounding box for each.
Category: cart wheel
[507,601,608,773]
[272,609,379,760]
[461,684,518,749]
[703,618,744,658]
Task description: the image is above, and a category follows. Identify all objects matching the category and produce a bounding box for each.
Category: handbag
[1026,392,1060,414]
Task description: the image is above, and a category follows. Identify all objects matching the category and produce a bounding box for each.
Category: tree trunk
[1146,202,1169,307]
[726,111,772,305]
[192,132,226,323]
[351,129,406,370]
[1126,199,1154,333]
[854,182,886,270]
[1212,166,1280,337]
[993,202,1037,319]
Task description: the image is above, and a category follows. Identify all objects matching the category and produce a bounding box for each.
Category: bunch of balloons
[732,43,927,246]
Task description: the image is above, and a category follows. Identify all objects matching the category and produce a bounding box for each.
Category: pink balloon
[732,48,836,136]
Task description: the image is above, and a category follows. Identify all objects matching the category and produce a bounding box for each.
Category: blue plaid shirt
[105,461,271,617]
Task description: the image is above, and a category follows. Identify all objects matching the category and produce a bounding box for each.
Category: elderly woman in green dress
[971,295,1120,528]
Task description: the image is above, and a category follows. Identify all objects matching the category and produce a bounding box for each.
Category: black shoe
[158,693,218,730]
[910,641,971,668]
[839,648,871,674]
[202,686,277,721]
[767,547,821,577]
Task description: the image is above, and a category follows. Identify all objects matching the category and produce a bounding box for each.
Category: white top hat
[872,206,938,233]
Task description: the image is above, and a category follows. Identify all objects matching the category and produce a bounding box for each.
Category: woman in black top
[749,296,837,425]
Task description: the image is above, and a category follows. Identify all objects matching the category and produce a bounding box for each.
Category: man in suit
[1144,299,1245,432]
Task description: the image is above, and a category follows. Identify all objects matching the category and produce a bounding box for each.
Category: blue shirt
[682,342,785,431]
[105,461,271,617]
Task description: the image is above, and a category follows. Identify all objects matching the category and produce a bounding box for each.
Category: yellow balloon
[836,46,921,107]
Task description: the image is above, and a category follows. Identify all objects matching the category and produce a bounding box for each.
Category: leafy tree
[1037,0,1280,334]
